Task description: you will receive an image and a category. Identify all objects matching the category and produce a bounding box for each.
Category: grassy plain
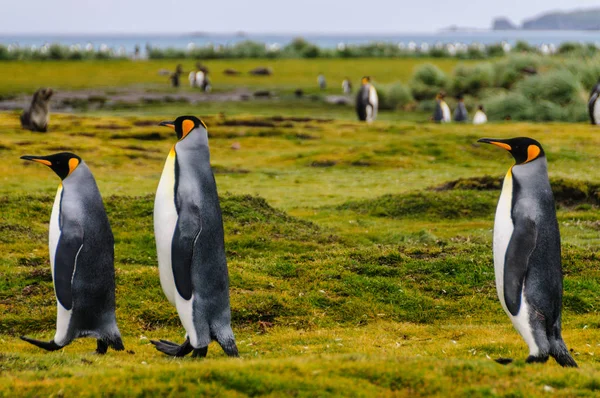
[0,57,468,97]
[1,109,600,396]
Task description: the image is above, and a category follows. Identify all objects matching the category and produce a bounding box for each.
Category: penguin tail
[20,336,63,351]
[550,339,578,368]
[494,357,513,365]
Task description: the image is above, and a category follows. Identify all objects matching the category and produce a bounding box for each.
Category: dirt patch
[74,132,97,137]
[110,132,166,141]
[432,176,600,207]
[132,120,160,127]
[223,119,276,128]
[123,145,162,153]
[271,116,332,123]
[432,176,502,191]
[350,160,372,167]
[212,165,250,174]
[310,160,337,168]
[95,124,131,130]
[294,133,318,140]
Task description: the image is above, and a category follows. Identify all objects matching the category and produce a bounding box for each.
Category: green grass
[0,58,468,96]
[2,112,600,396]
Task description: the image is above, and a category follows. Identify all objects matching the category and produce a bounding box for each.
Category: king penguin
[356,76,378,123]
[151,116,239,358]
[478,137,577,367]
[588,78,600,125]
[20,152,124,354]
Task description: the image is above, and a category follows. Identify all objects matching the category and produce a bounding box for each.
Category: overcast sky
[2,0,599,34]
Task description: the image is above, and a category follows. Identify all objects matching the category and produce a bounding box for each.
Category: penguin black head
[478,137,545,165]
[361,76,371,84]
[159,116,206,140]
[21,152,82,180]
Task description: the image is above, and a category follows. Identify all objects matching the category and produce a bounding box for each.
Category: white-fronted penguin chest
[493,168,514,314]
[594,99,600,125]
[154,146,178,305]
[49,183,73,345]
[49,184,62,280]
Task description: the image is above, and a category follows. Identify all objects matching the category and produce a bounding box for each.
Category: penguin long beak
[20,155,52,166]
[477,138,512,151]
[159,121,175,130]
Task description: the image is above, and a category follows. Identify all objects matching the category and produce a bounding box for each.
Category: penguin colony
[18,114,579,368]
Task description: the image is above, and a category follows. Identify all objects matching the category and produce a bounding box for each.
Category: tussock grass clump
[492,54,543,89]
[516,70,583,106]
[409,63,447,100]
[374,82,414,110]
[483,92,533,121]
[338,191,496,220]
[451,63,494,96]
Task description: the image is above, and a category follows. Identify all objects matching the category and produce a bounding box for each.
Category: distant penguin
[478,137,577,368]
[19,153,124,354]
[151,116,238,358]
[20,88,53,132]
[473,105,488,125]
[433,92,451,123]
[318,74,327,90]
[588,78,600,124]
[171,64,183,88]
[356,76,378,123]
[454,94,468,122]
[342,78,352,94]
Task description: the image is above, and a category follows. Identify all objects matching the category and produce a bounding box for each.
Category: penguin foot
[20,336,62,352]
[526,355,549,364]
[192,347,208,358]
[494,357,513,365]
[96,339,109,355]
[150,337,194,357]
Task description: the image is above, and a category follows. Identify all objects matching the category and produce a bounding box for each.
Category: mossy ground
[2,110,600,396]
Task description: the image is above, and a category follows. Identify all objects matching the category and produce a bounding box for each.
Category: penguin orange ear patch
[68,158,79,175]
[181,119,195,138]
[526,145,541,163]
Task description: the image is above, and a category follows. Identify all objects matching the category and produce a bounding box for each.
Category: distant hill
[493,8,600,31]
[492,18,517,30]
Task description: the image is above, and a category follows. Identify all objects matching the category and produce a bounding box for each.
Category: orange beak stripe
[488,142,512,151]
[33,159,52,166]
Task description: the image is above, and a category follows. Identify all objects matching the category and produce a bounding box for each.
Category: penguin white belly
[594,99,600,125]
[493,170,538,355]
[368,86,378,122]
[154,147,178,306]
[441,102,451,122]
[49,184,72,345]
[473,111,487,125]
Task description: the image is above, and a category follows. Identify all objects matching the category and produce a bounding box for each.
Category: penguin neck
[511,157,551,196]
[176,129,210,157]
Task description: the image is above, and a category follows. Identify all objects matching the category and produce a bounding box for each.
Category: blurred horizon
[2,0,600,35]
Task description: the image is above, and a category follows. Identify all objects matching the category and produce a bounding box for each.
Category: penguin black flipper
[20,336,62,351]
[588,92,598,125]
[54,221,84,310]
[504,213,537,316]
[170,215,201,301]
